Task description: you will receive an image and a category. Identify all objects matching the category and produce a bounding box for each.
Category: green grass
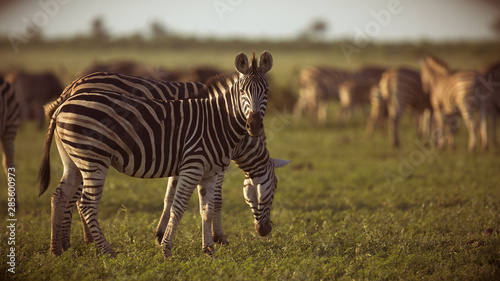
[1,113,500,280]
[1,44,500,280]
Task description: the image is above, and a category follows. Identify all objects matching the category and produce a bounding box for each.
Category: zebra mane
[425,54,450,74]
[202,72,239,96]
[251,50,257,73]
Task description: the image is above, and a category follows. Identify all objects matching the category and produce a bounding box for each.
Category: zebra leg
[74,185,95,245]
[433,110,446,151]
[212,173,228,246]
[161,168,203,258]
[78,168,115,257]
[198,176,217,255]
[317,102,328,126]
[479,103,489,151]
[59,183,86,251]
[154,176,178,245]
[50,137,83,256]
[459,107,477,152]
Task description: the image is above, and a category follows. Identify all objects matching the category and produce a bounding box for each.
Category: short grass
[1,44,500,280]
[1,112,500,280]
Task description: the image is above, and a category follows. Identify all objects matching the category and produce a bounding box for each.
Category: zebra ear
[235,52,249,74]
[271,158,291,168]
[259,51,273,74]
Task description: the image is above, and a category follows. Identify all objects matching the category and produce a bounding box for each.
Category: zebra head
[243,158,291,237]
[235,51,273,137]
[418,54,450,94]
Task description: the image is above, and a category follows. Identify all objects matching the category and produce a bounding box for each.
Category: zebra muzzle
[246,111,263,137]
[255,220,272,237]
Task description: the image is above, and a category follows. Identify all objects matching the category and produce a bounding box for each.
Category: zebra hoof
[203,246,215,256]
[154,229,164,245]
[213,235,229,246]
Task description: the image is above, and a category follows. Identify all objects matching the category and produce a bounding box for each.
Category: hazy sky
[0,0,498,42]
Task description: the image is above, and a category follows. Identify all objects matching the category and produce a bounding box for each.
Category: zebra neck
[206,77,248,145]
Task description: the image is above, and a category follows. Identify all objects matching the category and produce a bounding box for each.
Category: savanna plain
[1,43,500,280]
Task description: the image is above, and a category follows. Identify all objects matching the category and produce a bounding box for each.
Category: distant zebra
[46,72,289,255]
[419,54,483,151]
[37,51,274,258]
[6,70,62,129]
[295,65,384,125]
[478,61,500,146]
[1,78,19,208]
[367,67,432,147]
[1,77,20,175]
[294,66,346,125]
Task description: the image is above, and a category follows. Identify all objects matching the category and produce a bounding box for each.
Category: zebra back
[44,72,207,119]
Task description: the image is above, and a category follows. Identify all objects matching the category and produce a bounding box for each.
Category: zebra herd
[295,54,500,152]
[1,51,498,259]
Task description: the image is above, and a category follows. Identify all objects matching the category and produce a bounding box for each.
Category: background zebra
[294,65,384,126]
[46,71,289,254]
[419,54,482,152]
[5,70,62,129]
[478,61,500,146]
[367,67,432,147]
[0,77,19,176]
[0,78,20,208]
[37,51,273,258]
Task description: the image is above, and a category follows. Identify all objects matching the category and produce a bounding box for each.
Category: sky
[0,0,498,42]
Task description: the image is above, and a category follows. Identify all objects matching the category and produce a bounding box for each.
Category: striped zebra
[478,61,500,146]
[46,71,289,255]
[419,54,483,151]
[294,65,384,125]
[155,132,290,246]
[367,67,432,147]
[37,51,274,258]
[1,76,20,209]
[0,78,19,176]
[294,66,346,125]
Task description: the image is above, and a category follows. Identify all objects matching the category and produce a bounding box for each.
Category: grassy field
[1,44,500,280]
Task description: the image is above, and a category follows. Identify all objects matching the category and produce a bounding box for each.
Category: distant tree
[492,17,500,37]
[301,19,329,42]
[151,21,169,39]
[91,16,109,44]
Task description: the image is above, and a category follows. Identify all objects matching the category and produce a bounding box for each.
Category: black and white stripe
[367,67,432,147]
[419,54,483,151]
[38,51,274,258]
[1,77,20,208]
[294,65,384,125]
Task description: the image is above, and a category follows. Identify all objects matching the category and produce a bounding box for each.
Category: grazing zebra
[294,65,384,125]
[294,66,346,125]
[367,67,432,147]
[419,54,483,151]
[1,77,20,175]
[46,71,289,255]
[37,51,274,258]
[154,132,290,246]
[478,61,500,146]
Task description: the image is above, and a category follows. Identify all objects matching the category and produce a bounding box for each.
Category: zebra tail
[37,116,57,197]
[44,82,74,119]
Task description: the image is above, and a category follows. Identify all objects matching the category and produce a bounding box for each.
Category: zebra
[37,51,274,258]
[45,71,289,255]
[478,61,500,146]
[154,132,290,246]
[1,78,20,208]
[367,67,432,147]
[294,65,384,125]
[419,54,483,152]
